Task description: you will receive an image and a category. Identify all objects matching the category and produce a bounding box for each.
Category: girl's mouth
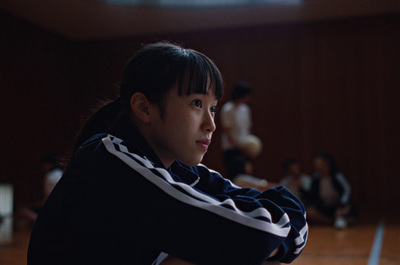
[196,139,211,151]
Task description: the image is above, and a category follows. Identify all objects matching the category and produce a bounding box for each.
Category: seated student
[28,42,307,265]
[220,82,254,179]
[227,156,276,192]
[18,152,63,224]
[280,158,311,202]
[307,152,356,228]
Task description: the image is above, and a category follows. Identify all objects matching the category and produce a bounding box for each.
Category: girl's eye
[210,106,218,114]
[191,99,202,108]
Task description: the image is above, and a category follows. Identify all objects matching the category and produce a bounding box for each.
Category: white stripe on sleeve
[102,135,291,238]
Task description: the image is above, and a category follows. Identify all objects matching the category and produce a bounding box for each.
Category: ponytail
[72,97,123,155]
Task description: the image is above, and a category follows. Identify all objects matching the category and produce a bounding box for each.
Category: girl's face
[146,85,218,168]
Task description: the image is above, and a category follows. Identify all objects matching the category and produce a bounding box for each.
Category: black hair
[282,158,298,172]
[231,82,251,101]
[315,152,340,176]
[72,42,224,154]
[119,42,224,112]
[72,98,121,154]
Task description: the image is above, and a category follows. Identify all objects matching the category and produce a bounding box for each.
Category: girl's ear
[130,93,151,123]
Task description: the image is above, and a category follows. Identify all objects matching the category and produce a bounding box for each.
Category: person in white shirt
[220,82,254,179]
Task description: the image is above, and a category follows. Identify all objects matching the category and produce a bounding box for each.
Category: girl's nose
[203,110,216,133]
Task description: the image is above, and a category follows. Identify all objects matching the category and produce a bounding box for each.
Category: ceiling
[1,0,400,41]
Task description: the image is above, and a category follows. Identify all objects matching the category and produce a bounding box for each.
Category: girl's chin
[181,155,204,167]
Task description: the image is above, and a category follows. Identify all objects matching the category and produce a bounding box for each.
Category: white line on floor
[367,220,385,265]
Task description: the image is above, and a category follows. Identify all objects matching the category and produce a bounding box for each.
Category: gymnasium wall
[1,11,399,211]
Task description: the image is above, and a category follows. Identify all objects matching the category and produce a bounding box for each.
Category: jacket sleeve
[334,172,352,206]
[103,136,308,265]
[194,164,308,263]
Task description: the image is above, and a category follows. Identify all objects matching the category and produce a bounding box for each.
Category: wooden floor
[292,224,399,265]
[1,216,399,265]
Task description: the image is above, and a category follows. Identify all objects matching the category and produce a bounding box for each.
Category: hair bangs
[177,50,224,101]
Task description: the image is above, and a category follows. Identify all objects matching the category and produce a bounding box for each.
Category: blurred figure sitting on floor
[18,152,63,224]
[307,152,357,228]
[229,155,276,192]
[280,158,311,202]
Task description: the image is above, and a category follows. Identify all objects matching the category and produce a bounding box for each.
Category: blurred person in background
[18,152,63,224]
[228,154,276,191]
[307,152,356,228]
[221,82,261,179]
[280,158,311,203]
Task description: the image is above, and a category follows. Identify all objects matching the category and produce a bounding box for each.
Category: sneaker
[334,216,347,229]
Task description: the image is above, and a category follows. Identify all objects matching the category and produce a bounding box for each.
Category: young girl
[28,42,307,265]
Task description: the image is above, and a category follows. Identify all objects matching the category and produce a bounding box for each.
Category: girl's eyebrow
[186,93,218,102]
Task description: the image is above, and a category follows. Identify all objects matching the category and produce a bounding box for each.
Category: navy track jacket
[28,120,307,265]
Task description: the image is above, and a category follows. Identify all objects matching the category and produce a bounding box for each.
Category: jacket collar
[109,116,165,169]
[169,161,200,187]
